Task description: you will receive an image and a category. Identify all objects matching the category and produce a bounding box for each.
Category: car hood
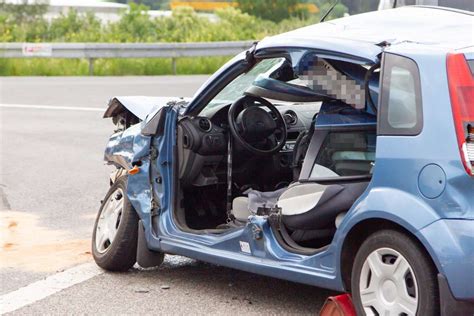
[103,96,190,121]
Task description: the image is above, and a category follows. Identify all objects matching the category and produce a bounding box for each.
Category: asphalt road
[0,76,335,315]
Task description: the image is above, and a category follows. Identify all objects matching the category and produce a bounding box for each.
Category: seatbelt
[226,135,235,222]
[291,115,316,180]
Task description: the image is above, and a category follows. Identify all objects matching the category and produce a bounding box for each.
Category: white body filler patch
[239,241,251,254]
[0,262,103,314]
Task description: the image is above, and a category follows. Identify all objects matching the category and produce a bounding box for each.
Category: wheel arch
[339,217,439,292]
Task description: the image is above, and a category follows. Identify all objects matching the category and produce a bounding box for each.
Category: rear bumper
[439,274,474,315]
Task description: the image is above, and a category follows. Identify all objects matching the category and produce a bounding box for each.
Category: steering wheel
[228,95,287,155]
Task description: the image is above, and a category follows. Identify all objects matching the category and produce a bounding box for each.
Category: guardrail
[0,41,254,75]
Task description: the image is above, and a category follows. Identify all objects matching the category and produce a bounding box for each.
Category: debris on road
[134,289,150,294]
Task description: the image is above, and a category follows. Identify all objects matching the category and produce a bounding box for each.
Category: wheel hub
[381,279,397,303]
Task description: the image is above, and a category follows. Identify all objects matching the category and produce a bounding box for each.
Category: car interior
[173,51,379,252]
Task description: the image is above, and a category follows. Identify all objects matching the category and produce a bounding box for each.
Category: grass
[0,56,231,76]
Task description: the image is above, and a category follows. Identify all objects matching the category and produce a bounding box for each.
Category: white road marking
[0,103,104,112]
[0,262,103,314]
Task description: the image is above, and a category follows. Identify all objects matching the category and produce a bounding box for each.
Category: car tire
[92,176,138,271]
[351,229,439,316]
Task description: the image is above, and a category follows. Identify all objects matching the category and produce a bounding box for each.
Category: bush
[0,0,49,42]
[0,2,348,44]
[49,11,103,42]
[0,57,230,76]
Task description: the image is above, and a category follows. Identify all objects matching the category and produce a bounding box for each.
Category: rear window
[378,53,423,136]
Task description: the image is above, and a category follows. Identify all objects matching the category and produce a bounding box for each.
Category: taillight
[447,53,474,176]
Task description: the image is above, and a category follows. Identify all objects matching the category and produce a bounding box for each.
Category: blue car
[92,6,474,316]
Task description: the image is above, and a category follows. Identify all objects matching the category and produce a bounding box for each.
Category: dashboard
[177,102,321,187]
[178,116,227,156]
[208,102,320,151]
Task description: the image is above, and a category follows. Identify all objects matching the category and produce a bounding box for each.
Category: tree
[312,0,348,20]
[236,0,305,22]
[0,0,48,24]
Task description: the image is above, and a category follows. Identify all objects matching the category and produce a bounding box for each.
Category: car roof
[257,6,473,61]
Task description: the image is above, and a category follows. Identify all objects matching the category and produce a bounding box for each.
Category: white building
[3,0,217,23]
[4,0,127,22]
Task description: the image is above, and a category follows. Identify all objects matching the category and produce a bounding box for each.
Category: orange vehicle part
[128,165,140,175]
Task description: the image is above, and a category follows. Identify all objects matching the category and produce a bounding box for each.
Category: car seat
[231,181,368,242]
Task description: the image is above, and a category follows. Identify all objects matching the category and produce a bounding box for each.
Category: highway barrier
[0,41,255,75]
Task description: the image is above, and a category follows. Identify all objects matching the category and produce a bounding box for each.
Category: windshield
[205,58,284,110]
[199,50,375,117]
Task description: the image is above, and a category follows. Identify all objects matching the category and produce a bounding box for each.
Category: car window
[378,53,423,136]
[310,131,376,178]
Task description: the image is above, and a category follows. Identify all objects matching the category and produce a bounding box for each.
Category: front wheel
[351,229,439,316]
[92,176,138,271]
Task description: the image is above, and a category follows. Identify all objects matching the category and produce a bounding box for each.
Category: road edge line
[0,262,103,314]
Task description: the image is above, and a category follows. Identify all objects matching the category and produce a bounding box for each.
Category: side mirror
[141,107,167,136]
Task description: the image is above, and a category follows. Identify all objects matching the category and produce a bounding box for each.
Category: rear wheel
[92,177,138,271]
[351,229,439,316]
